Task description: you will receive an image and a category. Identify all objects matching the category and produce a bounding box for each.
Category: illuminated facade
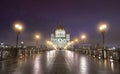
[51,25,70,49]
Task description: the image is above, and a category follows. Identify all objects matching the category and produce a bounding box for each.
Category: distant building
[51,25,70,49]
[0,43,11,48]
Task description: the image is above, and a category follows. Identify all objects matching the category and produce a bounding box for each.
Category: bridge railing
[0,47,52,61]
[71,47,120,62]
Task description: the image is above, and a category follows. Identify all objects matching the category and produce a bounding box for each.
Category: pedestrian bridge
[0,50,120,74]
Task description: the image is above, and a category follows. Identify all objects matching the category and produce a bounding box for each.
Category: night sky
[0,0,120,46]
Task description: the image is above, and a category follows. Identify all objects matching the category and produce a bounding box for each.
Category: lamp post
[35,34,40,49]
[74,38,79,43]
[13,23,23,57]
[14,24,23,48]
[21,41,24,48]
[81,35,86,44]
[99,24,107,59]
[21,41,25,56]
[81,35,86,53]
[73,38,79,51]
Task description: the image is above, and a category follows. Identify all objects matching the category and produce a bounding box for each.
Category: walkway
[0,50,120,74]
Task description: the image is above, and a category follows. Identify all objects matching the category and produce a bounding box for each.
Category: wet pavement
[0,50,120,74]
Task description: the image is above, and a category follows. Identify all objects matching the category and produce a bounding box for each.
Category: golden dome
[56,25,64,30]
[66,32,70,34]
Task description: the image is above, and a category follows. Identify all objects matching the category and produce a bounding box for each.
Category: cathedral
[51,25,70,49]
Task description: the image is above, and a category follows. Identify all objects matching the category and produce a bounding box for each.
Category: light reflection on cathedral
[51,25,70,49]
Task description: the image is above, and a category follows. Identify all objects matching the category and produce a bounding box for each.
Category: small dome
[56,25,64,30]
[66,32,70,34]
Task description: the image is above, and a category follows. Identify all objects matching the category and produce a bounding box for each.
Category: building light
[112,47,115,50]
[1,43,4,45]
[5,46,8,48]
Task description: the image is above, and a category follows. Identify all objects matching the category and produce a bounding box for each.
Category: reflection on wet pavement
[0,50,120,74]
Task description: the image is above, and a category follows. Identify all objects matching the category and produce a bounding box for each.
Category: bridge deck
[0,50,120,74]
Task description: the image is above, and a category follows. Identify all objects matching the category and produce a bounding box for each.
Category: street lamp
[21,41,24,48]
[81,35,86,44]
[99,24,107,49]
[74,38,79,42]
[35,34,40,48]
[81,34,87,54]
[34,34,41,53]
[99,24,108,59]
[14,23,23,48]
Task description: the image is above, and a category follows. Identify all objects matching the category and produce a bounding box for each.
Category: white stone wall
[51,29,70,49]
